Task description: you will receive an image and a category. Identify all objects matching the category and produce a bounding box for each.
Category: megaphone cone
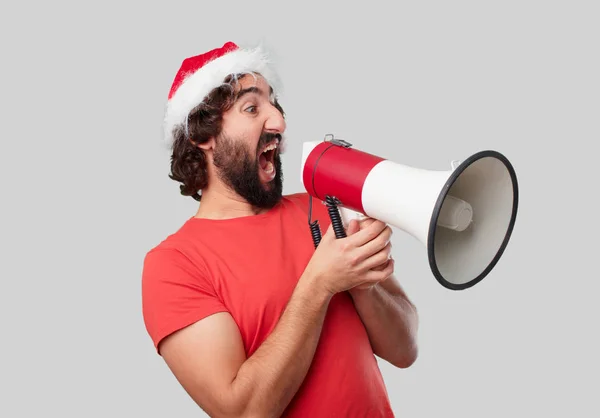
[300,137,519,290]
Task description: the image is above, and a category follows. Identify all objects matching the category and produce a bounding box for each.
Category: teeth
[262,142,278,153]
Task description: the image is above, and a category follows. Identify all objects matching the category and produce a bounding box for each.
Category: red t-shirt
[142,192,394,417]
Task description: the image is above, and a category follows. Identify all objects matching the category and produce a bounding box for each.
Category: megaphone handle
[325,195,347,239]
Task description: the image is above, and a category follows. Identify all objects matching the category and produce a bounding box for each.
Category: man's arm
[348,272,419,368]
[159,272,332,418]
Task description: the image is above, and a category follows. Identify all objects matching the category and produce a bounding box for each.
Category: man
[142,41,419,418]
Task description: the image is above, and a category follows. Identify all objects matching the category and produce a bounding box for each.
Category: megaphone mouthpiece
[437,195,473,232]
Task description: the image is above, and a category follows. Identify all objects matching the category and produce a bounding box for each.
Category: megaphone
[300,135,519,291]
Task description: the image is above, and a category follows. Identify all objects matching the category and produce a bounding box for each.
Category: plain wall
[1,1,598,416]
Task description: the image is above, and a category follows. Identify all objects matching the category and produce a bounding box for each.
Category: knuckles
[348,254,361,267]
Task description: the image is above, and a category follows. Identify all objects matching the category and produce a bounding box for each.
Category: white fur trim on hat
[163,45,281,147]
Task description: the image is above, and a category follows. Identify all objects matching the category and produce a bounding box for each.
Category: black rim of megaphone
[427,150,519,291]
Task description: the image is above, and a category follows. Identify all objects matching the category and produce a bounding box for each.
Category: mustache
[257,132,282,150]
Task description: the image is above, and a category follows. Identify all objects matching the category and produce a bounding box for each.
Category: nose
[264,104,286,134]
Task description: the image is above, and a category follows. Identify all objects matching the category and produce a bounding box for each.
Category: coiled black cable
[325,196,347,239]
[308,194,346,248]
[309,218,322,248]
[308,194,322,248]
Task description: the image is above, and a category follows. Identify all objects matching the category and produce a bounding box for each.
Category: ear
[196,137,216,151]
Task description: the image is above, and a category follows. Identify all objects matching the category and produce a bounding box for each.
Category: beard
[212,131,284,210]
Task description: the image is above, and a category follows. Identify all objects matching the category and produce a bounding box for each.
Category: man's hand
[304,217,394,296]
[345,217,394,290]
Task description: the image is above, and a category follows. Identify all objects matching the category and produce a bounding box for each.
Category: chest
[202,221,317,353]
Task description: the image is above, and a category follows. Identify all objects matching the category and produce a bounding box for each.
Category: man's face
[212,74,286,209]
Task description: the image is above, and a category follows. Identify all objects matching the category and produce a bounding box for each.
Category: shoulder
[141,222,220,313]
[141,220,208,280]
[141,228,228,353]
[282,192,310,208]
[282,192,324,212]
[281,192,331,227]
[281,192,315,215]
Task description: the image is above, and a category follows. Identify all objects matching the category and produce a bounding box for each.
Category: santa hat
[163,41,282,147]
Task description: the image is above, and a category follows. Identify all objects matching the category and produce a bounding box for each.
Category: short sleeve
[141,248,228,354]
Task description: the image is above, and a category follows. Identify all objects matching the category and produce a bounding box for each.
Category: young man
[142,41,419,417]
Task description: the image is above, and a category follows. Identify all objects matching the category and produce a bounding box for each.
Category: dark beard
[212,132,284,211]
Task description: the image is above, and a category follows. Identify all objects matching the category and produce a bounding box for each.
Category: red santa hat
[163,41,281,146]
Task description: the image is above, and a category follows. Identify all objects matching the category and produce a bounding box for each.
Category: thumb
[321,222,336,242]
[346,219,360,236]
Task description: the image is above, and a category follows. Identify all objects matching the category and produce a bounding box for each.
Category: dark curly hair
[168,73,284,201]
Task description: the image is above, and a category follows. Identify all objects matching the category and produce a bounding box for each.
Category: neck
[194,182,269,219]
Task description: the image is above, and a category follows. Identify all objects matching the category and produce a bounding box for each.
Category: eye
[245,105,257,113]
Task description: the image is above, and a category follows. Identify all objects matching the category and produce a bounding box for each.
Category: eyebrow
[235,86,275,102]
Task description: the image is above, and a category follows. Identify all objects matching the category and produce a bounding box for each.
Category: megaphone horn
[300,135,519,291]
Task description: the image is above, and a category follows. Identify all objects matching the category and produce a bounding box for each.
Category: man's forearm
[231,273,332,417]
[349,277,419,368]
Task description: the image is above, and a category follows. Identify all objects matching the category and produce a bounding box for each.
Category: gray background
[1,0,598,416]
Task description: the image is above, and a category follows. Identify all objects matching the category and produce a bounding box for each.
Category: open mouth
[258,141,278,181]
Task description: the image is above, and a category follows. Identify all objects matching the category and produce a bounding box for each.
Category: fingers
[364,258,395,283]
[353,257,395,290]
[320,223,335,243]
[345,219,360,236]
[357,217,376,229]
[361,240,393,270]
[359,225,392,256]
[371,250,394,271]
[347,219,388,247]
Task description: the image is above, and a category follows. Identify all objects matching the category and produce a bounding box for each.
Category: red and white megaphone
[300,135,519,290]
